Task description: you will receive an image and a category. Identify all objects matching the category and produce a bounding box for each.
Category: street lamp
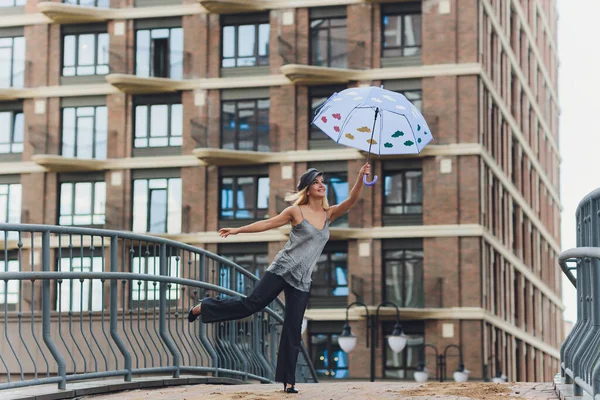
[485,355,507,383]
[338,301,407,382]
[415,343,469,383]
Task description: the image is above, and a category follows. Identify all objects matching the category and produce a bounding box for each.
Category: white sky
[557,0,600,323]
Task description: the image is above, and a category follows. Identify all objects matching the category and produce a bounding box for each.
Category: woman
[188,163,370,393]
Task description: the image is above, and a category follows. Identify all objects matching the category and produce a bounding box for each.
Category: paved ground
[82,381,560,400]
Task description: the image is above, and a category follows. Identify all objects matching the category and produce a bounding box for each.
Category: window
[398,89,422,112]
[310,245,348,305]
[383,240,424,307]
[220,175,269,220]
[0,36,25,88]
[134,102,182,148]
[383,321,424,379]
[310,16,347,68]
[383,170,423,215]
[136,27,183,79]
[382,4,422,58]
[0,182,21,226]
[62,32,109,76]
[57,255,103,312]
[131,255,180,302]
[0,258,19,308]
[62,105,108,159]
[324,172,348,226]
[309,85,346,147]
[0,110,23,154]
[222,16,269,68]
[0,0,25,7]
[132,177,182,234]
[310,332,349,379]
[221,247,268,279]
[221,99,269,151]
[59,180,106,226]
[62,0,110,7]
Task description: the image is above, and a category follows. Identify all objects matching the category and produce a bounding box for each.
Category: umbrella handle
[363,174,378,186]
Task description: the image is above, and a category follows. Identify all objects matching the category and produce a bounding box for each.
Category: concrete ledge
[2,376,246,400]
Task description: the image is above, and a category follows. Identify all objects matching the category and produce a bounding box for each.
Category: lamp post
[415,343,469,382]
[338,301,408,382]
[484,355,507,383]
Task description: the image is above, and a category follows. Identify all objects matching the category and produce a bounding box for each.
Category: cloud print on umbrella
[311,86,435,186]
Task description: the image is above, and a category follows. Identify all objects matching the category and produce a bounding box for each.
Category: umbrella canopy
[312,86,433,154]
[311,86,434,185]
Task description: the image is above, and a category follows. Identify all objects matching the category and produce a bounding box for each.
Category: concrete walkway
[80,381,560,400]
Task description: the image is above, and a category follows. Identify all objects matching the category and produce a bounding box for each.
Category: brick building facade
[0,0,561,383]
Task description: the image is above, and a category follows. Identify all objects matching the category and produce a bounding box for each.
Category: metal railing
[0,224,317,392]
[559,188,600,398]
[277,34,367,69]
[106,46,194,80]
[190,117,280,152]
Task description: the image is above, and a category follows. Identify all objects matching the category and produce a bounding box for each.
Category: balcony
[105,46,193,95]
[197,0,269,13]
[191,117,280,166]
[37,2,112,24]
[277,34,366,85]
[28,126,109,172]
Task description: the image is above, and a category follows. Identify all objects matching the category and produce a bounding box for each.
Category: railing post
[41,231,67,390]
[109,236,132,382]
[197,254,219,377]
[159,243,180,378]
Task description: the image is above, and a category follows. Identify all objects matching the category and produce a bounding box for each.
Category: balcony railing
[190,118,280,153]
[277,34,367,70]
[559,188,600,397]
[106,46,194,80]
[0,224,318,391]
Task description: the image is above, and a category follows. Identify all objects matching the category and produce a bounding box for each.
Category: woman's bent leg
[275,285,310,386]
[201,271,286,323]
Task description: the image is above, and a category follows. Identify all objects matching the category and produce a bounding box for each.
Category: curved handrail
[0,223,319,387]
[558,247,600,289]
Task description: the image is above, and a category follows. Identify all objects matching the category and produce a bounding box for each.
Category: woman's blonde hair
[284,186,330,209]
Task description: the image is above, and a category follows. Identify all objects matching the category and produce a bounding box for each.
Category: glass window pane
[135,105,148,141]
[12,37,25,88]
[13,112,23,145]
[149,189,167,233]
[60,183,73,216]
[135,30,151,77]
[94,182,106,215]
[0,191,6,223]
[170,104,182,137]
[222,26,235,59]
[151,29,169,39]
[220,177,234,218]
[257,177,269,209]
[383,15,401,48]
[0,112,9,144]
[97,33,109,67]
[95,106,107,159]
[150,105,168,138]
[167,178,182,234]
[258,23,270,57]
[7,184,20,224]
[169,28,183,79]
[403,14,422,52]
[0,46,10,88]
[237,25,255,57]
[76,116,94,158]
[132,179,148,232]
[77,34,95,69]
[63,35,76,69]
[74,182,92,215]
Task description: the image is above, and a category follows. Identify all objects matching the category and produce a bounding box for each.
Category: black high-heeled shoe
[283,384,298,394]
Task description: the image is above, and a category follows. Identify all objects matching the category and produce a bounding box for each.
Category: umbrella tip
[380,84,384,89]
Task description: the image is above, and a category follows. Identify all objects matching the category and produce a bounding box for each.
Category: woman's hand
[218,227,240,238]
[359,162,371,177]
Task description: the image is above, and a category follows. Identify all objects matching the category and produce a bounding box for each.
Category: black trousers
[200,271,310,386]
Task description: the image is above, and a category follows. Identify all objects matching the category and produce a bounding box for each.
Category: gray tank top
[266,206,330,292]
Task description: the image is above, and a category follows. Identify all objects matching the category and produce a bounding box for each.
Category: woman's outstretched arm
[218,206,296,238]
[328,163,370,222]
